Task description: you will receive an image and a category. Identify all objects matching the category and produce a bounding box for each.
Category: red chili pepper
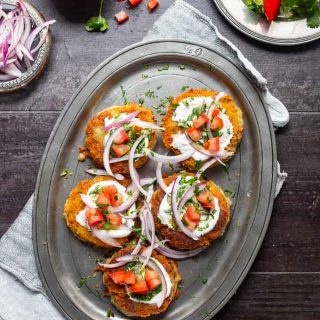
[263,0,281,22]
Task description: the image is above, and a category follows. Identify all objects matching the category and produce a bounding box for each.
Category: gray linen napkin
[0,1,288,319]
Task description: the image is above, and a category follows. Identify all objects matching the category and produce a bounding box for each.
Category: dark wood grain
[0,0,319,318]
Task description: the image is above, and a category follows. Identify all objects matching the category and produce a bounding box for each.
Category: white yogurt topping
[171,96,233,160]
[76,180,136,238]
[158,176,220,237]
[127,257,172,305]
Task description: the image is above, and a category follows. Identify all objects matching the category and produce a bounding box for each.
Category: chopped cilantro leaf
[158,64,169,71]
[178,64,186,70]
[224,189,235,198]
[180,85,190,92]
[145,90,155,98]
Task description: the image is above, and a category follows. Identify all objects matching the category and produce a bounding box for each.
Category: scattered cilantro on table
[85,0,109,32]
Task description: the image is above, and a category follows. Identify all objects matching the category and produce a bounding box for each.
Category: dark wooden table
[1,0,319,318]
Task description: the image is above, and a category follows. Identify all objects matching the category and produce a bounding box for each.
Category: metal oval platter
[33,40,276,320]
[214,0,320,46]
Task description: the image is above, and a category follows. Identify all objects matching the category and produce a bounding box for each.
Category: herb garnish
[224,189,235,198]
[145,89,155,98]
[78,272,97,288]
[60,168,69,177]
[180,85,189,92]
[106,309,114,318]
[120,85,129,105]
[178,64,186,70]
[158,64,169,71]
[85,0,109,32]
[138,98,145,105]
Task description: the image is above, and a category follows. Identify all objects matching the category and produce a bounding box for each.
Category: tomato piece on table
[197,190,215,209]
[186,127,201,142]
[204,137,220,153]
[128,280,149,294]
[96,193,111,208]
[86,208,105,227]
[129,0,143,7]
[114,130,130,144]
[110,192,123,207]
[210,116,224,131]
[106,212,122,226]
[186,204,201,222]
[114,11,129,24]
[148,0,159,12]
[264,0,281,21]
[112,144,130,157]
[193,113,209,129]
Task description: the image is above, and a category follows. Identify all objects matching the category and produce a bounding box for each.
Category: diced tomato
[186,204,201,222]
[128,0,142,7]
[145,269,160,282]
[211,108,220,118]
[114,130,130,145]
[86,208,105,227]
[264,0,281,21]
[114,11,129,24]
[197,190,215,209]
[204,137,220,153]
[210,116,224,131]
[128,280,149,295]
[186,127,201,142]
[112,144,130,157]
[147,278,161,290]
[147,0,159,12]
[110,270,136,285]
[106,212,122,226]
[183,214,198,230]
[103,185,117,196]
[96,193,111,208]
[193,113,209,129]
[110,192,123,207]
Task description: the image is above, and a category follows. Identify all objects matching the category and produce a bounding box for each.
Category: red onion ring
[146,149,195,163]
[129,134,149,197]
[85,168,108,176]
[91,227,122,248]
[113,185,139,214]
[171,176,199,241]
[156,159,168,194]
[79,193,96,209]
[129,119,164,131]
[103,126,125,181]
[103,110,140,131]
[98,260,127,269]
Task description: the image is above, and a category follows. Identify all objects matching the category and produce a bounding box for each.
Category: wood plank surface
[0,0,319,319]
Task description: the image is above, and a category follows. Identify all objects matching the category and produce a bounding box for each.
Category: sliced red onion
[156,156,168,194]
[25,20,56,50]
[171,176,199,241]
[178,181,207,213]
[91,227,122,248]
[112,185,139,214]
[116,254,167,307]
[16,43,34,61]
[146,149,195,164]
[98,260,127,269]
[30,27,48,54]
[85,168,108,176]
[207,92,227,139]
[140,177,156,186]
[155,244,205,259]
[103,126,125,181]
[80,193,96,209]
[129,119,164,131]
[1,62,21,77]
[103,110,140,131]
[129,134,149,197]
[0,73,15,81]
[110,153,145,163]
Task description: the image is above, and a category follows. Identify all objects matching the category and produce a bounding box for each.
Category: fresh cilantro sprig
[85,0,109,32]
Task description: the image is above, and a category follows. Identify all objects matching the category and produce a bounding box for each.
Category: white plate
[215,0,320,46]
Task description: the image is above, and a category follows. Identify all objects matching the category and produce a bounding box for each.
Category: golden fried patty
[97,246,181,318]
[151,173,231,250]
[85,104,157,173]
[64,176,131,249]
[162,88,244,171]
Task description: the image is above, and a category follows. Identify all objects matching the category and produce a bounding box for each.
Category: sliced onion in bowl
[171,176,199,241]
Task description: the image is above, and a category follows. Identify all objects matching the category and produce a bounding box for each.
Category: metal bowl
[0,0,52,93]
